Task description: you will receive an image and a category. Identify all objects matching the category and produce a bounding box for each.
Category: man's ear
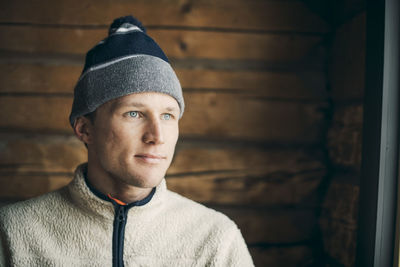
[73,117,93,145]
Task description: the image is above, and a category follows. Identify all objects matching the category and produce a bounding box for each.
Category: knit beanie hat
[69,15,184,127]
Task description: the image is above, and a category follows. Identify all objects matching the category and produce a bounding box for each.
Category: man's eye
[128,111,139,118]
[162,113,171,120]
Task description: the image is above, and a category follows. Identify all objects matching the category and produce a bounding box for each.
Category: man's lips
[134,154,166,164]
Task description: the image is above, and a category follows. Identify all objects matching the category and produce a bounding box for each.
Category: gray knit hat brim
[69,55,184,126]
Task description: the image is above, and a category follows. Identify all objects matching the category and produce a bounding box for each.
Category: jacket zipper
[113,204,128,267]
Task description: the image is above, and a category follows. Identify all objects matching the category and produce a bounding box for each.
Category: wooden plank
[174,146,322,205]
[0,94,328,143]
[0,133,324,174]
[321,181,359,225]
[0,63,327,100]
[177,69,327,99]
[329,13,366,101]
[0,174,72,199]
[319,218,357,267]
[216,207,317,244]
[0,169,324,206]
[169,145,324,175]
[0,25,323,61]
[0,134,325,174]
[331,104,363,126]
[0,63,80,94]
[167,169,325,206]
[182,92,328,142]
[328,104,363,168]
[0,134,86,174]
[0,134,326,205]
[0,0,328,33]
[0,96,73,133]
[249,245,314,267]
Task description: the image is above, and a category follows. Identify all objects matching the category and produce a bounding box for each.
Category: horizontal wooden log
[0,134,86,174]
[0,174,72,199]
[0,96,73,133]
[0,0,328,32]
[0,134,325,174]
[249,245,314,267]
[216,207,317,244]
[0,26,323,61]
[0,63,327,100]
[0,94,328,142]
[167,169,325,206]
[329,13,365,101]
[320,181,359,225]
[182,92,327,142]
[328,104,363,168]
[170,145,325,175]
[0,63,80,94]
[332,104,363,126]
[319,218,357,267]
[0,169,325,206]
[0,134,326,205]
[328,125,362,169]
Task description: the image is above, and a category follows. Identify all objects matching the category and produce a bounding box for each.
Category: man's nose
[142,118,164,144]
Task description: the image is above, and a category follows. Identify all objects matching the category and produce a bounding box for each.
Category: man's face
[87,92,180,188]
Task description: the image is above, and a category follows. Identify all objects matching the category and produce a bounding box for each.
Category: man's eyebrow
[110,101,144,112]
[165,106,179,112]
[110,101,179,113]
[118,102,145,108]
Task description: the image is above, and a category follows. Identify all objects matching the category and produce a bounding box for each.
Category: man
[0,16,254,266]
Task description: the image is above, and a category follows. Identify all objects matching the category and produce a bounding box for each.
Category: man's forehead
[107,92,179,112]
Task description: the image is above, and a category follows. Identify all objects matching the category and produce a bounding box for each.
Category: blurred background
[0,0,365,266]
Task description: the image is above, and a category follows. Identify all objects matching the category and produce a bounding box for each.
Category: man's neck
[86,163,153,204]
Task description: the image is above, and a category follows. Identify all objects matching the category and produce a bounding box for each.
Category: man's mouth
[134,154,166,164]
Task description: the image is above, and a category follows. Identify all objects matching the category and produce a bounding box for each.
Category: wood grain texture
[170,145,324,175]
[0,134,86,174]
[0,26,323,61]
[0,169,324,206]
[0,63,80,94]
[0,94,328,142]
[0,134,325,205]
[216,207,317,244]
[329,13,365,100]
[328,104,363,169]
[0,63,327,100]
[0,134,324,174]
[167,169,325,206]
[0,96,73,133]
[320,181,359,225]
[249,245,314,267]
[0,174,72,199]
[182,92,328,142]
[319,218,357,267]
[0,0,328,32]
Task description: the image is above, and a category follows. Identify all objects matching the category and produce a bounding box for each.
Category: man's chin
[123,174,164,189]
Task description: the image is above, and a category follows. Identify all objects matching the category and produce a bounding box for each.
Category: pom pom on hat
[108,15,147,35]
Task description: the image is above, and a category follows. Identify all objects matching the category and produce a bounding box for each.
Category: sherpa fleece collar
[67,163,167,221]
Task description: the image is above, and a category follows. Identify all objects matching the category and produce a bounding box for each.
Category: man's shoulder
[164,189,237,231]
[0,188,67,228]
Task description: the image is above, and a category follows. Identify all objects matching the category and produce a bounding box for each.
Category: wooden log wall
[319,10,366,267]
[0,1,331,265]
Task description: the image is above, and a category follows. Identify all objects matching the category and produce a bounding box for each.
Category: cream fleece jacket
[0,164,254,267]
